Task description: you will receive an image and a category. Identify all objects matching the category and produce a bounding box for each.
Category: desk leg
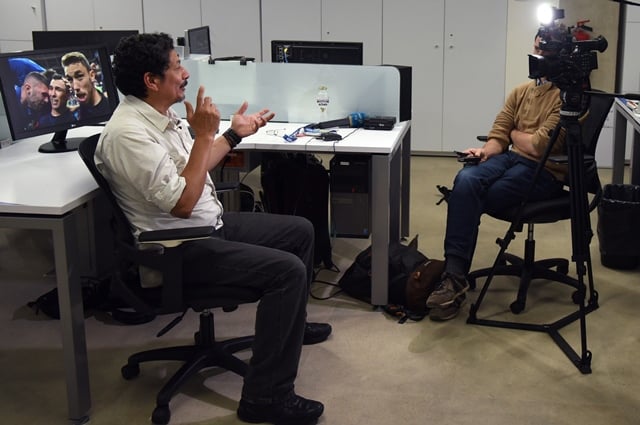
[53,213,91,424]
[370,151,401,306]
[401,129,411,239]
[632,130,640,185]
[612,108,627,184]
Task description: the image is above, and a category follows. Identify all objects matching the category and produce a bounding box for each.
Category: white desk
[0,126,102,424]
[233,120,412,305]
[612,98,640,185]
[0,120,409,423]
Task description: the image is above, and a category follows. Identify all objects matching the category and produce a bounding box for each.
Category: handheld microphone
[310,112,367,129]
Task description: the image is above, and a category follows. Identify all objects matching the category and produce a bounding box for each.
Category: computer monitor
[185,26,212,55]
[32,30,139,55]
[271,40,363,65]
[0,45,119,153]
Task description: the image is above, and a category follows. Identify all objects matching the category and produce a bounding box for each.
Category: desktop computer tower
[330,154,371,238]
[382,64,412,122]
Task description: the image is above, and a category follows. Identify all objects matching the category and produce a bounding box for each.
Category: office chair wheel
[557,262,569,274]
[152,404,171,425]
[510,300,525,314]
[467,277,477,290]
[121,363,140,380]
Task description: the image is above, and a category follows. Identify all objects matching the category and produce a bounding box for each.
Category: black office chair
[465,91,613,373]
[78,134,261,425]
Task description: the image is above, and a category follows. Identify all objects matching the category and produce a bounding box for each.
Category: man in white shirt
[96,32,327,425]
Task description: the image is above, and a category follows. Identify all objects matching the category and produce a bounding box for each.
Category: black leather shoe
[303,322,332,345]
[237,393,324,425]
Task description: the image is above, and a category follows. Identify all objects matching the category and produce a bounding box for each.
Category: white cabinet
[321,0,382,65]
[383,0,444,152]
[142,0,261,60]
[94,0,143,31]
[201,0,262,60]
[45,0,143,31]
[261,0,382,65]
[383,0,507,152]
[0,0,45,52]
[142,0,200,39]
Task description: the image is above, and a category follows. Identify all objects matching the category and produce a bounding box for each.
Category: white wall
[505,0,559,94]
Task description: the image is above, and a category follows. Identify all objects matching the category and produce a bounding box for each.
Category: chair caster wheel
[468,278,477,290]
[152,404,171,425]
[121,363,140,380]
[510,300,525,314]
[572,291,584,305]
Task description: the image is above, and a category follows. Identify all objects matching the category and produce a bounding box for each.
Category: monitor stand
[38,130,84,153]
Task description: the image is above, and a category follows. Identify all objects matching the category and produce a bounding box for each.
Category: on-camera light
[537,4,564,25]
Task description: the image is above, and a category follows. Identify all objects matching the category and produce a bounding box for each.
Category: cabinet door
[0,0,44,51]
[202,0,261,60]
[94,0,142,31]
[261,0,322,62]
[441,0,507,152]
[45,0,142,31]
[142,0,201,40]
[383,0,445,152]
[322,0,382,65]
[44,0,93,30]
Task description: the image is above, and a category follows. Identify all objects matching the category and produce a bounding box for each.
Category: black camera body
[528,12,607,91]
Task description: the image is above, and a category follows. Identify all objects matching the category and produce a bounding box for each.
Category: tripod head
[528,8,608,117]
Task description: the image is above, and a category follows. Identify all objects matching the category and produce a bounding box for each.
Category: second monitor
[271,40,363,65]
[32,30,139,55]
[185,25,212,56]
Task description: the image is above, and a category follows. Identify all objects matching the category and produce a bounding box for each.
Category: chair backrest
[79,134,261,315]
[578,90,614,196]
[581,90,614,156]
[78,134,136,246]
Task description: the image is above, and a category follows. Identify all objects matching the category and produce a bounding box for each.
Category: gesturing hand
[230,101,276,138]
[184,86,221,139]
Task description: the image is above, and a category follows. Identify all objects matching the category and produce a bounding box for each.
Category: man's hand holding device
[455,150,481,164]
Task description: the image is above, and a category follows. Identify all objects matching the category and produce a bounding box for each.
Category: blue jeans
[181,212,314,404]
[444,151,565,272]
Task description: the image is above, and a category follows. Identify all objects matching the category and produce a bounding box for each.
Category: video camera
[528,7,607,91]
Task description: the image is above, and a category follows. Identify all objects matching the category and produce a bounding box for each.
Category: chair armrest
[548,154,595,165]
[215,181,241,193]
[138,226,216,248]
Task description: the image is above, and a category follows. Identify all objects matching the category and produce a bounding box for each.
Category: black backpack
[338,236,444,321]
[260,153,333,268]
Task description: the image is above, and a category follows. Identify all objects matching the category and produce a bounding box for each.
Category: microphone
[310,112,367,129]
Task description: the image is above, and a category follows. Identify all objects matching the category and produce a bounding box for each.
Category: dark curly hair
[112,32,174,98]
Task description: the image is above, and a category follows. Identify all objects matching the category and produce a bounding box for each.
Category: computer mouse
[319,132,342,141]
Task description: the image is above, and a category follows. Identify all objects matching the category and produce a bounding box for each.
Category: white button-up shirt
[95,95,224,237]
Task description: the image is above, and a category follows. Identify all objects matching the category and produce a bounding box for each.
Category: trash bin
[597,184,640,269]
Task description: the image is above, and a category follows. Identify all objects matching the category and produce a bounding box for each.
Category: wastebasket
[597,184,640,269]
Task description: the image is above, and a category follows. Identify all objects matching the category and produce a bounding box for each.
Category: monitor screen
[32,30,139,55]
[0,45,119,153]
[185,26,211,55]
[271,40,363,65]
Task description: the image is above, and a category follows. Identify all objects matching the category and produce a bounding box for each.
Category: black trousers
[182,212,314,403]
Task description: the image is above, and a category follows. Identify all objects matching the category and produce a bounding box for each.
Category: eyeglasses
[265,128,288,137]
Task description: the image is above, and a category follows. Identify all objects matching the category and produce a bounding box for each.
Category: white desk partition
[181,59,401,124]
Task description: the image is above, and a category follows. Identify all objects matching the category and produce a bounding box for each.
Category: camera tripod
[466,87,601,374]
